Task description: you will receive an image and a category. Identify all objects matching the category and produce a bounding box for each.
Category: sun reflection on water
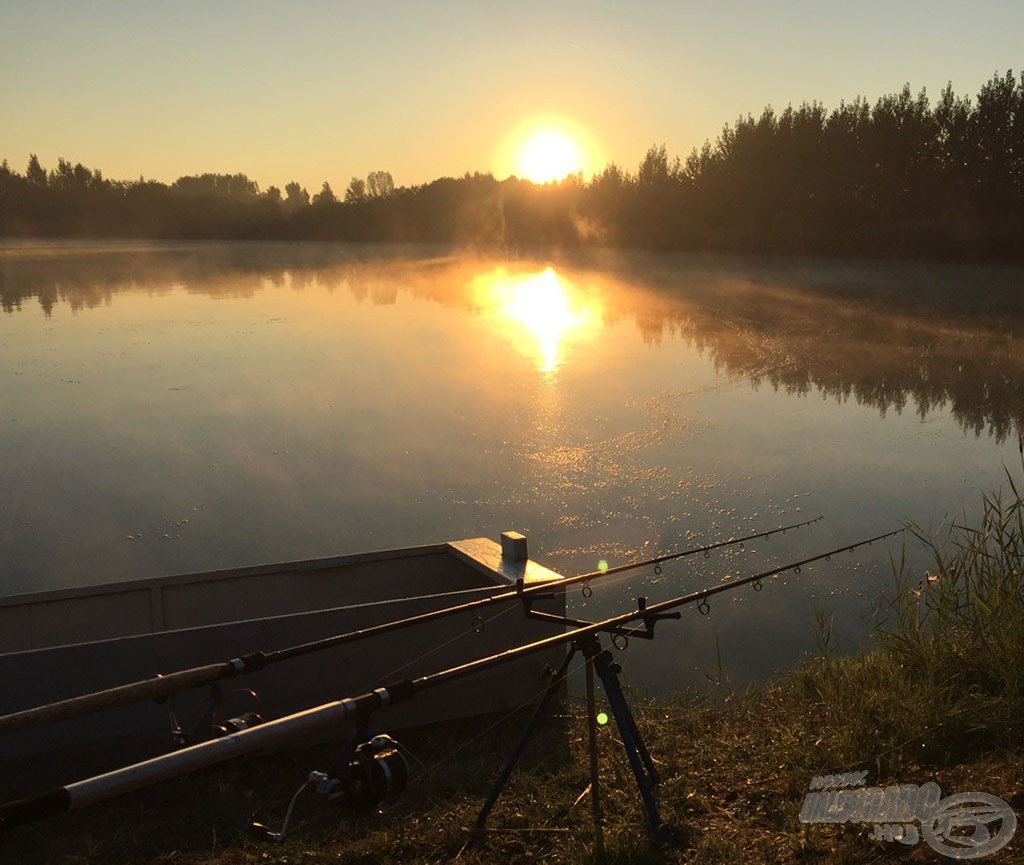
[471,266,602,374]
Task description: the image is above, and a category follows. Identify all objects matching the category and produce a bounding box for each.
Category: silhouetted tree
[26,154,47,187]
[173,173,259,199]
[366,170,394,199]
[636,145,677,189]
[284,182,309,210]
[345,177,367,202]
[312,182,337,206]
[973,72,1023,214]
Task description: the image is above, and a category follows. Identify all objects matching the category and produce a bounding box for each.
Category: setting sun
[497,115,599,184]
[519,130,582,184]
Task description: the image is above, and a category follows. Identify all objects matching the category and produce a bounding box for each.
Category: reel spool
[211,688,263,738]
[321,734,408,812]
[212,711,263,737]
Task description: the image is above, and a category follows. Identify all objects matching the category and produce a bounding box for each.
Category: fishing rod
[0,515,822,738]
[0,525,902,833]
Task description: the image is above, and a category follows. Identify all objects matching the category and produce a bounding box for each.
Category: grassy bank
[3,476,1023,864]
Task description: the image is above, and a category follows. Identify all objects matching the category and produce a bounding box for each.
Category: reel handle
[248,822,285,843]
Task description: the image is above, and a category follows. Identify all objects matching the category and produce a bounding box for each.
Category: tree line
[2,71,1022,259]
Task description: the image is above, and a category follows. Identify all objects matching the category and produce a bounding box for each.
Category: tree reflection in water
[3,243,1020,443]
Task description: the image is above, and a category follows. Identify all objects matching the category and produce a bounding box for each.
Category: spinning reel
[167,686,263,747]
[318,733,408,813]
[250,729,408,843]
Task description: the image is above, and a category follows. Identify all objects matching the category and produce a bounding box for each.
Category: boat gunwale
[0,542,453,609]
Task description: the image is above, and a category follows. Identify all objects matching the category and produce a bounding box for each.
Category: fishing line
[408,555,742,784]
[415,527,907,696]
[311,584,511,612]
[559,517,813,603]
[354,602,522,696]
[573,514,823,580]
[267,514,824,669]
[413,649,591,786]
[391,561,745,789]
[568,540,745,603]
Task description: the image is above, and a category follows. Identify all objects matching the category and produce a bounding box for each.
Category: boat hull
[0,535,566,797]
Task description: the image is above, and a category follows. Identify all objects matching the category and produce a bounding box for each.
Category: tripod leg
[585,657,605,859]
[593,655,666,842]
[609,681,659,786]
[474,647,574,830]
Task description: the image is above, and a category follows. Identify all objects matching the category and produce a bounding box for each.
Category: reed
[789,468,1024,772]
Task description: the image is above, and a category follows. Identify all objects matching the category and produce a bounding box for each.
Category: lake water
[2,240,1022,693]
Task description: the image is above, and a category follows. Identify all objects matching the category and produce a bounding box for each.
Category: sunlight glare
[497,115,600,183]
[472,267,602,374]
[520,130,582,184]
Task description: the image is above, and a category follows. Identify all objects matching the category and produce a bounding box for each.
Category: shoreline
[3,482,1022,863]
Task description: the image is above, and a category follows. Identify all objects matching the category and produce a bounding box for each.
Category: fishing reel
[168,686,263,747]
[318,734,408,812]
[250,733,408,843]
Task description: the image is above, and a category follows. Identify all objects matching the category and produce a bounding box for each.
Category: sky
[2,0,1022,193]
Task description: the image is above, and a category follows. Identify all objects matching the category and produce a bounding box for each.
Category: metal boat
[0,533,566,798]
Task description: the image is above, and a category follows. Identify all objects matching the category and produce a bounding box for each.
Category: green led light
[596,712,609,726]
[598,559,609,572]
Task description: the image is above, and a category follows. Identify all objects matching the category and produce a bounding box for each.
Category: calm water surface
[2,240,1022,692]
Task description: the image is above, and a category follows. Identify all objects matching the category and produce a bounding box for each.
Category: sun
[498,116,599,184]
[519,130,582,184]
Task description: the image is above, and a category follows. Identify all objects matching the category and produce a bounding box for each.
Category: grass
[789,468,1024,772]
[3,472,1024,864]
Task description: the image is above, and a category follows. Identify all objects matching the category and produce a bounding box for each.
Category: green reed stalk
[790,468,1024,772]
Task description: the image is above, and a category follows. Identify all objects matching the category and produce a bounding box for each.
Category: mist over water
[2,240,1021,691]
